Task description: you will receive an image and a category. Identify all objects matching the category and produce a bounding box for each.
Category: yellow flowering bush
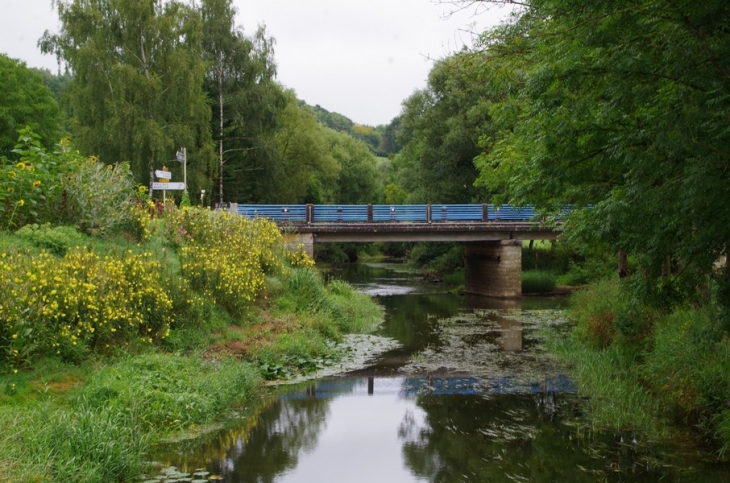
[286,243,315,268]
[0,248,173,369]
[172,208,283,316]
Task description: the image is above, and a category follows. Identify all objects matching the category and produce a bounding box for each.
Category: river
[148,261,730,482]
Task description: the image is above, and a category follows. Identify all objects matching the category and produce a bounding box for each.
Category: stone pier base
[464,240,522,298]
[282,233,314,259]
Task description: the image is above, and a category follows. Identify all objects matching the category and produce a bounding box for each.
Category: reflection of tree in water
[209,385,331,483]
[399,392,622,483]
[379,293,464,350]
[399,391,729,483]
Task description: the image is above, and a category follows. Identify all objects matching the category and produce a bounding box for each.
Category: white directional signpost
[152,166,185,202]
[155,169,172,180]
[152,182,186,190]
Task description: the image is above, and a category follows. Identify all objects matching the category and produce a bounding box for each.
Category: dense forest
[0,0,394,207]
[3,0,730,456]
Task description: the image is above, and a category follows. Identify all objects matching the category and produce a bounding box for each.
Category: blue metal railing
[236,203,559,223]
[490,204,536,221]
[432,204,484,222]
[373,205,428,222]
[314,205,368,222]
[238,204,307,222]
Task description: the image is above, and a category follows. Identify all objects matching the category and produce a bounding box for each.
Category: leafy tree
[41,0,215,194]
[472,0,730,309]
[30,68,73,105]
[270,92,340,203]
[0,55,62,156]
[380,116,402,156]
[310,103,394,157]
[201,0,283,203]
[350,123,383,156]
[311,104,354,133]
[326,129,382,204]
[390,53,495,203]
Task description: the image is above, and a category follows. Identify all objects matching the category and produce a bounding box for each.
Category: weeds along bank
[553,278,730,458]
[0,206,383,482]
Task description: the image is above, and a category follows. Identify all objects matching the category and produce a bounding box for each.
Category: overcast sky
[0,0,512,126]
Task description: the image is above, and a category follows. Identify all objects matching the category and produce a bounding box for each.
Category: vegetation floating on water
[402,309,572,390]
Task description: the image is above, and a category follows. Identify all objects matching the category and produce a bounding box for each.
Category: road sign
[152,182,185,190]
[155,170,172,179]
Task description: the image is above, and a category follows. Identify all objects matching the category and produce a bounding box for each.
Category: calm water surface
[151,262,730,482]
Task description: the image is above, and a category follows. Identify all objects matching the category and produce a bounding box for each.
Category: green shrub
[15,223,86,255]
[569,278,623,348]
[442,267,465,286]
[408,242,462,272]
[0,129,67,229]
[314,243,356,264]
[522,241,570,272]
[61,157,137,235]
[521,270,557,293]
[323,279,383,334]
[643,309,730,425]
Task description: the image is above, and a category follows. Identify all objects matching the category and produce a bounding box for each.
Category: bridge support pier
[464,241,522,298]
[282,233,314,259]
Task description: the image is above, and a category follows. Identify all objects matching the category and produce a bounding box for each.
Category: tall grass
[0,400,148,483]
[276,267,383,335]
[642,308,730,454]
[560,279,730,454]
[550,336,665,437]
[521,270,557,293]
[0,353,260,483]
[79,353,260,430]
[254,267,384,379]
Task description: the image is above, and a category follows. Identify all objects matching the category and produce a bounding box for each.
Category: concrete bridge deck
[293,221,558,243]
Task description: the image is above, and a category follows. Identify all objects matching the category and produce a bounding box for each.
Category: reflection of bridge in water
[235,204,565,298]
[280,375,576,399]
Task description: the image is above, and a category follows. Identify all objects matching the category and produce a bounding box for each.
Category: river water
[149,262,730,482]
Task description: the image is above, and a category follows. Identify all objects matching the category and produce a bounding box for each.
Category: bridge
[234,203,564,298]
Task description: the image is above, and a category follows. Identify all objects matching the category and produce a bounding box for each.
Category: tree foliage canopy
[0,55,62,156]
[388,53,495,203]
[41,0,214,192]
[470,0,730,306]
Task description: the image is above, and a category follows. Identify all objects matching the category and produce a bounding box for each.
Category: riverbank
[550,278,730,460]
[0,209,384,483]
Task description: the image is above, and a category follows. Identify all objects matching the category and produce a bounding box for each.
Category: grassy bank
[551,278,730,457]
[0,208,383,482]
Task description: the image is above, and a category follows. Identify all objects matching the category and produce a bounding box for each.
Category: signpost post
[176,148,187,194]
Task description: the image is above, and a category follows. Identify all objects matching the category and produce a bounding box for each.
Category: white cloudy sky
[0,0,512,126]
